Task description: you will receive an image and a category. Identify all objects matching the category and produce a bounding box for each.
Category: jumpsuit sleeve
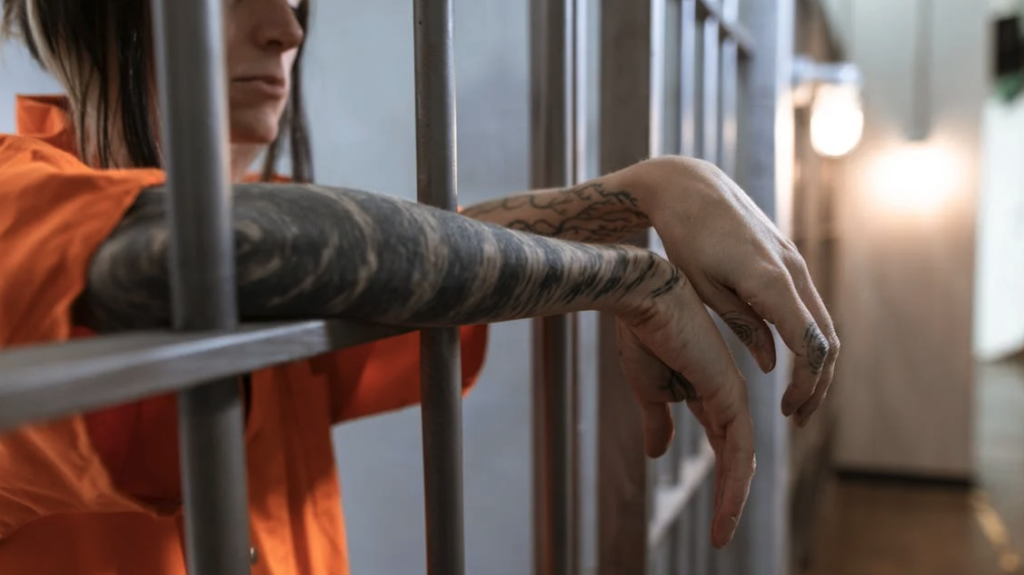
[0,135,172,539]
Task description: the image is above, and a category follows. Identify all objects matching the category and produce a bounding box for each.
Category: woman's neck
[230,144,264,182]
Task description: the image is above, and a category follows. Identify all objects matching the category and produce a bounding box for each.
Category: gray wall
[0,41,62,132]
[303,1,536,573]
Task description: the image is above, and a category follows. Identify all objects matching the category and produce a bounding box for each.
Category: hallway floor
[805,357,1024,575]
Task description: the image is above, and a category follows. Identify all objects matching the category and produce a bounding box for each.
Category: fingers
[741,268,829,418]
[640,401,675,458]
[620,271,757,547]
[648,289,753,548]
[701,283,777,373]
[615,326,679,457]
[688,399,754,549]
[646,282,749,407]
[711,422,755,549]
[790,266,840,427]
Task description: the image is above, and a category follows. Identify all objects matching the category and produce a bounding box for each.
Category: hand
[627,156,841,427]
[612,260,755,549]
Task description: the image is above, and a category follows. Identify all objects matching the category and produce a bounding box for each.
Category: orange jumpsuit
[0,94,489,575]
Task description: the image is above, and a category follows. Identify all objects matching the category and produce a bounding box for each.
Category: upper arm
[0,138,170,535]
[0,136,165,343]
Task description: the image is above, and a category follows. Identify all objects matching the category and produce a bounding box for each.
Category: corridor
[806,357,1024,575]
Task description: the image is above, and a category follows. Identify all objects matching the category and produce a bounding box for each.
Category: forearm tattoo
[460,183,652,243]
[81,183,676,332]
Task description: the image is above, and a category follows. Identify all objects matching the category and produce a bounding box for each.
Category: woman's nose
[253,0,304,52]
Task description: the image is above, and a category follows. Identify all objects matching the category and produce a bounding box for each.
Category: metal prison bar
[0,1,578,575]
[531,0,579,574]
[595,0,793,574]
[0,1,794,575]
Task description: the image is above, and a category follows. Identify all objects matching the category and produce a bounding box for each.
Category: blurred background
[2,0,1022,574]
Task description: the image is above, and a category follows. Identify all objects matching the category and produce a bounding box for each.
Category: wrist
[621,155,718,222]
[607,248,677,322]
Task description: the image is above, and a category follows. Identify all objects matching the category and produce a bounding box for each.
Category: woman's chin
[229,110,282,144]
[230,125,279,145]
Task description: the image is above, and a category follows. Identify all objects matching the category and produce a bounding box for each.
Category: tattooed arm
[464,155,841,429]
[81,180,756,548]
[82,183,672,331]
[459,177,650,243]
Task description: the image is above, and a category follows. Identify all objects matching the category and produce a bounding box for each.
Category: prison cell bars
[0,0,586,573]
[412,0,466,574]
[531,0,581,574]
[0,0,465,574]
[595,0,793,574]
[152,0,250,572]
[0,1,790,574]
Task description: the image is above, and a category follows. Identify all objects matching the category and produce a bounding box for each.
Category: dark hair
[1,0,313,182]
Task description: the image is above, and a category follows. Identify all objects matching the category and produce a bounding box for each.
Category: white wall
[975,96,1024,360]
[991,0,1020,17]
[974,0,1024,361]
[830,0,987,479]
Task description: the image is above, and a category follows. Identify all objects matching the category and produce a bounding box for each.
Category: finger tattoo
[721,311,756,347]
[663,370,699,402]
[802,323,828,375]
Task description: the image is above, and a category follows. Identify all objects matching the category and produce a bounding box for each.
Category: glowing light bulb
[810,84,864,158]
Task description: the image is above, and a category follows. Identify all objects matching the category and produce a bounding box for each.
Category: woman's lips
[231,76,287,99]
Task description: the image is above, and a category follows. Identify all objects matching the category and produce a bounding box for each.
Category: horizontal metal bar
[648,441,715,548]
[695,0,755,55]
[0,320,410,431]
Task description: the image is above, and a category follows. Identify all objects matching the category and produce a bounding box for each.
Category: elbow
[84,227,173,331]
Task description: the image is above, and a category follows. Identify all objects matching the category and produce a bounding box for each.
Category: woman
[0,0,839,574]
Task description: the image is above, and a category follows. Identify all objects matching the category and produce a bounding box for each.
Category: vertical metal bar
[574,0,591,184]
[907,0,933,140]
[151,0,249,574]
[691,467,712,574]
[596,0,659,572]
[532,319,577,575]
[731,0,794,574]
[665,8,698,570]
[680,418,703,575]
[661,0,682,158]
[722,0,739,22]
[693,11,706,159]
[649,0,668,157]
[702,16,721,164]
[720,38,739,177]
[680,0,699,158]
[531,0,578,573]
[413,1,464,574]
